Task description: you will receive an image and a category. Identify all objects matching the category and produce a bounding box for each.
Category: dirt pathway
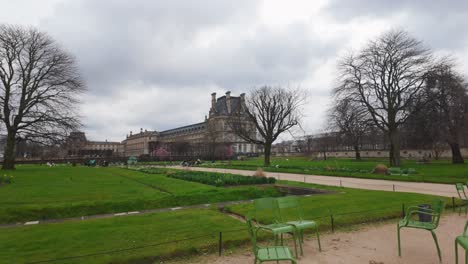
[168,166,458,197]
[171,213,467,264]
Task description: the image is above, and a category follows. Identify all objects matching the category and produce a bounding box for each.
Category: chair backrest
[431,199,445,227]
[276,196,303,222]
[456,183,467,199]
[245,217,258,254]
[253,197,280,224]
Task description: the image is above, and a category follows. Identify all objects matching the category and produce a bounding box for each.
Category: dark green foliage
[139,168,276,186]
[0,174,13,185]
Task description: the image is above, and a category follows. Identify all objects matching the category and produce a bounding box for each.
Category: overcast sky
[0,0,467,142]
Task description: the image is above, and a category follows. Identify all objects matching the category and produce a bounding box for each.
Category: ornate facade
[121,92,258,157]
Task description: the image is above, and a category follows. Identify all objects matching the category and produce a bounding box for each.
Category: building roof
[160,122,206,136]
[214,96,241,114]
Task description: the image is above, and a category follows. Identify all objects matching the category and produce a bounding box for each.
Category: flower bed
[139,168,276,187]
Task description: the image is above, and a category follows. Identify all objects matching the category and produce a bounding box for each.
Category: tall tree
[424,62,468,163]
[229,86,304,166]
[328,98,370,160]
[335,30,432,166]
[0,25,84,169]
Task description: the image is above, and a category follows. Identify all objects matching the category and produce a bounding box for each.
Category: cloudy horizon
[1,0,467,142]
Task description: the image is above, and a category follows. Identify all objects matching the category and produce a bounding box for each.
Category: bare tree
[229,86,304,166]
[328,98,370,160]
[0,25,84,169]
[424,62,468,163]
[335,30,432,166]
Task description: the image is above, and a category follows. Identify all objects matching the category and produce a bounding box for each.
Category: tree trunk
[388,128,401,167]
[263,143,271,166]
[2,130,17,170]
[449,142,464,164]
[354,144,361,161]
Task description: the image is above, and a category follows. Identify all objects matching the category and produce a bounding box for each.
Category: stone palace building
[69,92,258,158]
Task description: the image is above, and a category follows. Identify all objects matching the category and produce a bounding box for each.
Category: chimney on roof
[130,131,132,136]
[240,93,246,109]
[140,128,143,134]
[226,91,231,113]
[211,92,216,110]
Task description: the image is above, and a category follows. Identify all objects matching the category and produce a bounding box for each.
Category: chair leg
[465,248,467,264]
[298,230,303,256]
[397,226,402,257]
[316,226,322,252]
[292,231,299,258]
[431,230,442,262]
[455,240,458,264]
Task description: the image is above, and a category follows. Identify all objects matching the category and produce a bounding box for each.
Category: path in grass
[0,199,255,228]
[168,166,458,197]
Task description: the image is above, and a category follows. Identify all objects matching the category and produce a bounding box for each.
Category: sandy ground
[169,213,468,264]
[171,166,457,198]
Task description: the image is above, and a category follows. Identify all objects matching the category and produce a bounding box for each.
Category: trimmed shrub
[254,168,266,177]
[373,164,388,175]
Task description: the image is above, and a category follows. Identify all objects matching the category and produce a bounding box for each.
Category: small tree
[0,25,84,169]
[154,147,170,160]
[229,86,304,166]
[328,98,370,160]
[335,30,432,166]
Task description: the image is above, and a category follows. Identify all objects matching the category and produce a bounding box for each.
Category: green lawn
[0,165,280,224]
[0,179,452,264]
[197,156,468,184]
[226,180,455,229]
[0,209,247,264]
[0,164,460,264]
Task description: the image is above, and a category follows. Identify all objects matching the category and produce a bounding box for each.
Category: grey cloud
[325,0,468,51]
[42,0,337,97]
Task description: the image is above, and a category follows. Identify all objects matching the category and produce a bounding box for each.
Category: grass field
[0,209,248,264]
[0,165,460,263]
[195,156,468,184]
[0,178,451,264]
[0,165,280,224]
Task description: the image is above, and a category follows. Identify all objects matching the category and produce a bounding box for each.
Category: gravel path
[169,166,458,197]
[171,213,468,264]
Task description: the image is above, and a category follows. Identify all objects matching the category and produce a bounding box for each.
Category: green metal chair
[397,199,445,262]
[455,220,468,264]
[456,183,468,215]
[246,217,297,264]
[252,198,299,257]
[277,195,321,255]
